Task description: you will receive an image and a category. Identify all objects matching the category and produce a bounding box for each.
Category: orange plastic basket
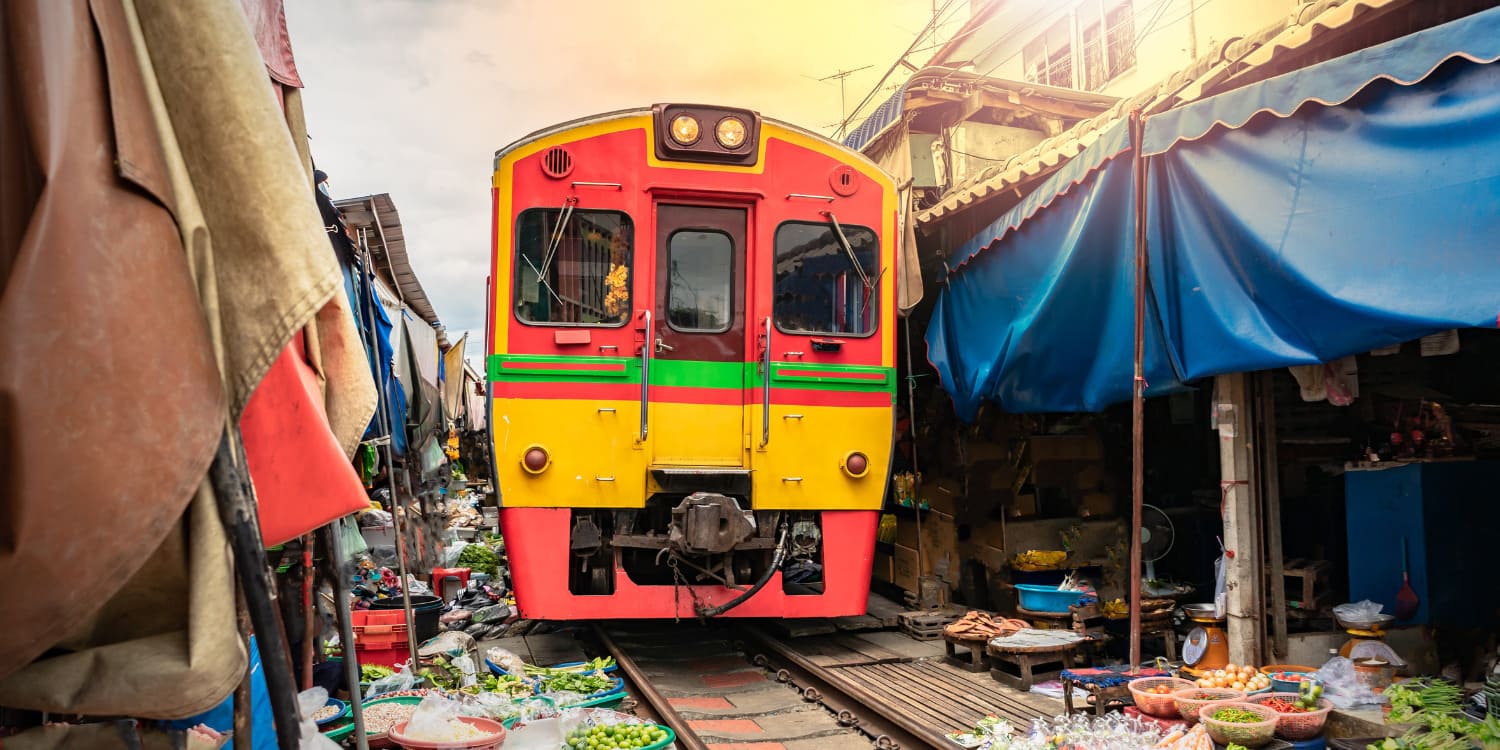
[1172,687,1247,724]
[1246,693,1334,740]
[1128,677,1196,718]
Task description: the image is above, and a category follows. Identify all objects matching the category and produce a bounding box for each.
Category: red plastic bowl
[387,717,507,749]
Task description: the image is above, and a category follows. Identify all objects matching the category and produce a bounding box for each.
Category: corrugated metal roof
[916,0,1409,226]
[335,193,444,334]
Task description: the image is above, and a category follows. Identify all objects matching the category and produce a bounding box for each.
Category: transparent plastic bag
[402,693,473,742]
[1315,656,1382,708]
[365,660,417,700]
[1212,551,1227,619]
[1333,600,1384,621]
[441,540,469,567]
[486,646,526,675]
[295,687,343,750]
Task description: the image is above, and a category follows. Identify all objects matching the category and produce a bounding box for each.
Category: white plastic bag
[295,687,343,750]
[1212,551,1227,620]
[1333,600,1384,621]
[1314,656,1382,708]
[403,693,470,741]
[365,660,417,700]
[485,646,526,676]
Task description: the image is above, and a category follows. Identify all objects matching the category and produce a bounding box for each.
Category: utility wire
[834,0,969,136]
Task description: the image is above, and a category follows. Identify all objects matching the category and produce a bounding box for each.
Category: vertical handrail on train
[761,316,772,446]
[640,310,651,441]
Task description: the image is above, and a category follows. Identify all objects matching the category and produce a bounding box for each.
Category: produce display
[361,664,395,682]
[533,668,614,696]
[361,701,418,735]
[312,704,342,721]
[565,722,670,749]
[1376,678,1500,749]
[957,714,1165,749]
[456,543,500,577]
[1201,704,1277,747]
[1194,664,1271,692]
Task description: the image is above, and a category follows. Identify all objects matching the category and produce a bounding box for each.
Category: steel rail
[593,625,711,750]
[738,625,944,750]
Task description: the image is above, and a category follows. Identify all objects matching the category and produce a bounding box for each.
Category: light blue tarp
[928,6,1500,419]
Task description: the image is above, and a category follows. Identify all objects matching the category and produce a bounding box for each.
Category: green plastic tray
[320,695,423,743]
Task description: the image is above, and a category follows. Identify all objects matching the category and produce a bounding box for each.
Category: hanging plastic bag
[295,687,344,750]
[334,516,369,560]
[1212,549,1227,620]
[365,660,417,700]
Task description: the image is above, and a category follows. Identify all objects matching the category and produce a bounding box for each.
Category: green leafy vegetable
[456,544,500,576]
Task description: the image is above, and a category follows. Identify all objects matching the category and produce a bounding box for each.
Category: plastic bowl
[1199,701,1280,747]
[1173,687,1247,724]
[1128,677,1196,718]
[1246,693,1334,740]
[388,716,507,749]
[1259,664,1318,675]
[1269,671,1313,692]
[314,697,349,727]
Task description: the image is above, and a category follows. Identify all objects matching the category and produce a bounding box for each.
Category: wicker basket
[1127,677,1196,718]
[1247,693,1334,740]
[1173,687,1247,724]
[1200,701,1280,747]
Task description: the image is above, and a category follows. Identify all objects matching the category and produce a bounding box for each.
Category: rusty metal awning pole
[359,229,420,670]
[327,524,371,750]
[1128,108,1148,673]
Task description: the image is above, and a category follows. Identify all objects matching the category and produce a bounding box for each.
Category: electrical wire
[835,0,969,136]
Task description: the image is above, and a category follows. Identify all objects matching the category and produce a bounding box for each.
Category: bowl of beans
[323,696,424,747]
[313,697,348,727]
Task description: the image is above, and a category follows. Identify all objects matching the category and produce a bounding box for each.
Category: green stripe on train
[488,354,894,392]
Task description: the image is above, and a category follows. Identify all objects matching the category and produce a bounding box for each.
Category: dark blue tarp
[358,264,408,456]
[928,6,1500,419]
[928,143,1185,419]
[1149,58,1500,380]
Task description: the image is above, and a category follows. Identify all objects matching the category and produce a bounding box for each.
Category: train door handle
[655,338,674,353]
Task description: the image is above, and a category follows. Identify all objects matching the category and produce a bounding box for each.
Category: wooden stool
[986,629,1084,691]
[1267,558,1332,612]
[943,633,991,673]
[1062,679,1131,716]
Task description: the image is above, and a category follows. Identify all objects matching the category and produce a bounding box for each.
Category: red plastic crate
[351,609,409,667]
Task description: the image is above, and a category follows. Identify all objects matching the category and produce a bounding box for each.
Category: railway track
[592,622,954,750]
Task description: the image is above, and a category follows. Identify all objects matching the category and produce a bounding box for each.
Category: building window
[514,209,632,326]
[1024,0,1136,92]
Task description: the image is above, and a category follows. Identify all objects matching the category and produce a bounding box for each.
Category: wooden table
[986,629,1085,691]
[943,632,992,673]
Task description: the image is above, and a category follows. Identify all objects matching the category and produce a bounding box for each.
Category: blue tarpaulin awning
[928,5,1500,420]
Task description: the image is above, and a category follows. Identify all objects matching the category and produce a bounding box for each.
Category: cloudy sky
[285,0,967,347]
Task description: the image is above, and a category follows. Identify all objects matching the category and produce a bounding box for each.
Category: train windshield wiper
[823,211,875,291]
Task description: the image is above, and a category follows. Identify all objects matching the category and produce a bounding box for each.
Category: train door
[650,204,748,467]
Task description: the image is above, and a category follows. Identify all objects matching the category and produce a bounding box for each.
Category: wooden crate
[1266,558,1332,611]
[898,609,961,641]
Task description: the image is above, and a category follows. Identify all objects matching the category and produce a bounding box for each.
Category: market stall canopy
[929,4,1500,419]
[337,193,444,333]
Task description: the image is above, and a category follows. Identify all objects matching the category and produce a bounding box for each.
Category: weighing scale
[1180,602,1230,677]
[1335,613,1395,658]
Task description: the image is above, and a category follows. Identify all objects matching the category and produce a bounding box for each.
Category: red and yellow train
[487,104,897,619]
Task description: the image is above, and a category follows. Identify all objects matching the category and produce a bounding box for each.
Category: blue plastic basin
[1015,584,1085,613]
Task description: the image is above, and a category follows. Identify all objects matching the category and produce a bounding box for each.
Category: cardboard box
[1079,490,1116,518]
[973,519,1006,550]
[1031,459,1096,488]
[893,544,920,592]
[1027,435,1103,462]
[1074,463,1109,491]
[895,517,920,549]
[920,510,959,586]
[977,544,1008,571]
[921,479,963,515]
[966,441,1011,464]
[1011,493,1038,518]
[872,550,895,583]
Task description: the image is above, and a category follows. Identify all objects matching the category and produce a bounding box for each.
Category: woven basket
[1127,677,1196,718]
[1200,701,1279,747]
[1247,693,1334,740]
[1173,687,1247,724]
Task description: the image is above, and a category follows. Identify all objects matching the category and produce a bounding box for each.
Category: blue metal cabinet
[1344,461,1500,627]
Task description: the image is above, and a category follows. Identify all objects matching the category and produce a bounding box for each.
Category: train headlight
[669,114,701,145]
[843,451,869,478]
[521,445,550,474]
[715,116,748,149]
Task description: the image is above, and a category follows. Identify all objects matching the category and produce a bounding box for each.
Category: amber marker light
[843,451,869,478]
[715,116,748,148]
[521,446,550,474]
[669,114,701,145]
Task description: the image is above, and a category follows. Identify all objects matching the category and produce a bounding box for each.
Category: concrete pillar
[1215,372,1264,665]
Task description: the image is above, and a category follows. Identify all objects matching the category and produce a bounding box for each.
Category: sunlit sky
[286,0,968,346]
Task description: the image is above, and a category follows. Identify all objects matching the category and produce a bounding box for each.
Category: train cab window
[773,221,879,336]
[514,208,632,326]
[666,229,733,332]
